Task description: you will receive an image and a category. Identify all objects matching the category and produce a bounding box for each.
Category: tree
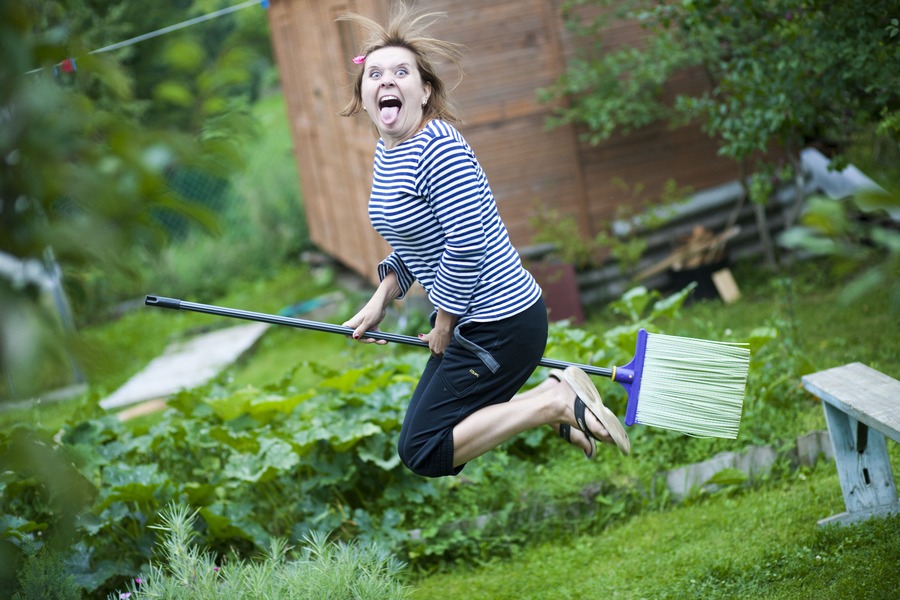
[30,0,273,128]
[0,0,252,397]
[542,0,900,269]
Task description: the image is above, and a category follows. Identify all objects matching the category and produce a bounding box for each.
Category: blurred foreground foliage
[1,0,266,397]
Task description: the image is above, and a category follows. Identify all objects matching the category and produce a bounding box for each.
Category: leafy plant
[12,545,81,600]
[2,347,435,595]
[780,190,900,310]
[0,284,697,591]
[3,276,872,594]
[112,503,412,600]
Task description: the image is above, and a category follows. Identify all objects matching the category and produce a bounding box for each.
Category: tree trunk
[784,149,807,229]
[725,159,750,231]
[737,159,779,272]
[753,198,779,272]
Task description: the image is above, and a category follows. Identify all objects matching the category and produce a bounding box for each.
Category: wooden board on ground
[99,322,269,410]
[712,268,741,304]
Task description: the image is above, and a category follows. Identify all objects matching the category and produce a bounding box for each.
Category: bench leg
[820,402,900,526]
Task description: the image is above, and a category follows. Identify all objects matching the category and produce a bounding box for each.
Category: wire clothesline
[27,0,268,75]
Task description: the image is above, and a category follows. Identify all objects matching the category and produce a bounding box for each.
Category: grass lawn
[410,458,900,599]
[0,263,343,431]
[597,259,898,379]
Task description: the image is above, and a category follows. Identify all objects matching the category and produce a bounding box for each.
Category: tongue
[380,105,400,125]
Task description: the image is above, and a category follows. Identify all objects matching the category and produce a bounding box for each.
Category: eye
[368,69,381,79]
[396,67,408,76]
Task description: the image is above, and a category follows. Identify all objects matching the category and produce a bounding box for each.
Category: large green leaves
[780,192,900,308]
[223,437,299,484]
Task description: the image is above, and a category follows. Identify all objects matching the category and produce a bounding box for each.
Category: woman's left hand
[419,327,452,356]
[420,308,458,356]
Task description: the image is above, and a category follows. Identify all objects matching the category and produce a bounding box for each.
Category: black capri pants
[397,297,548,478]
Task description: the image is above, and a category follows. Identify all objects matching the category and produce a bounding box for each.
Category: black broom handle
[144,295,613,378]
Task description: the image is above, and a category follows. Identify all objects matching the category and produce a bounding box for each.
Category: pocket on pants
[437,325,498,397]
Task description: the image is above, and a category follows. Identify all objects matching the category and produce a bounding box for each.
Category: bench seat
[802,362,900,527]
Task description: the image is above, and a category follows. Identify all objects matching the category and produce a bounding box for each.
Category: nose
[380,74,395,87]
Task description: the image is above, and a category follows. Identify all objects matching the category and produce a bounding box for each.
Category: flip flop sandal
[563,366,631,456]
[559,423,596,460]
[549,370,595,459]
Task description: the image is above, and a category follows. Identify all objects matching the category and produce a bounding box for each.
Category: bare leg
[451,375,611,467]
[509,375,591,452]
[509,375,555,401]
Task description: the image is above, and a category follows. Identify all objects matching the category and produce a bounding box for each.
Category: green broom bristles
[636,332,751,438]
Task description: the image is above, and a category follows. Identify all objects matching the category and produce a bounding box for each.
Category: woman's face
[360,46,432,149]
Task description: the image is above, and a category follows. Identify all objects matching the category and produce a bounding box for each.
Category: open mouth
[378,95,402,125]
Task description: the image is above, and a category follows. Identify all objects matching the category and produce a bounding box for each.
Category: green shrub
[12,546,82,600]
[780,190,900,311]
[67,92,309,324]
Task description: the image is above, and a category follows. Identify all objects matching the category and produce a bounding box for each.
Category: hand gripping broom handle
[144,295,624,381]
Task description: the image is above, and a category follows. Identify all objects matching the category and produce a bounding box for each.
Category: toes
[571,427,595,459]
[586,413,613,443]
[557,423,594,459]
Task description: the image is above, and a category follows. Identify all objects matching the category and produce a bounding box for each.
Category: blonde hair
[338,2,463,125]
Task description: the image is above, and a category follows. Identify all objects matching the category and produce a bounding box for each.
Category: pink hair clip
[352,55,366,65]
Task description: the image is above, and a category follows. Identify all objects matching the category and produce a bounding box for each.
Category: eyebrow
[367,62,412,71]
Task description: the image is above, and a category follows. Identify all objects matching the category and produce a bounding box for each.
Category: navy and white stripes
[370,120,541,324]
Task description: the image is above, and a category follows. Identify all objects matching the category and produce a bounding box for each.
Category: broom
[144,295,751,439]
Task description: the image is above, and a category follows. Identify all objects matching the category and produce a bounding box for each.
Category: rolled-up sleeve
[377,252,415,299]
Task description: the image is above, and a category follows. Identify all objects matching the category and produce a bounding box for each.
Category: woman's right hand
[342,302,388,345]
[342,270,401,345]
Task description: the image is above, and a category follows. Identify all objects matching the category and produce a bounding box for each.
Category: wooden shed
[265,0,738,287]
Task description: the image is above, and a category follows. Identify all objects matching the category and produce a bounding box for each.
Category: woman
[339,3,629,478]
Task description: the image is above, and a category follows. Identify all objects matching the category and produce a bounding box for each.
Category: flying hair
[338,2,464,125]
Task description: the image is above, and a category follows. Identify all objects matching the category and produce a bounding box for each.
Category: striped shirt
[369,120,541,324]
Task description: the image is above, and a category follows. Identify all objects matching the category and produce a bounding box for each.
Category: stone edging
[664,430,832,501]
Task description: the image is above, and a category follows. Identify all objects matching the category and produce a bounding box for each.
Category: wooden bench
[802,362,900,527]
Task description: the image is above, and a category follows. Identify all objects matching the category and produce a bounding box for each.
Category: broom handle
[144,295,614,378]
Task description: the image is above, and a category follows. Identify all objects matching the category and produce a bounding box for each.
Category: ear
[423,81,432,101]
